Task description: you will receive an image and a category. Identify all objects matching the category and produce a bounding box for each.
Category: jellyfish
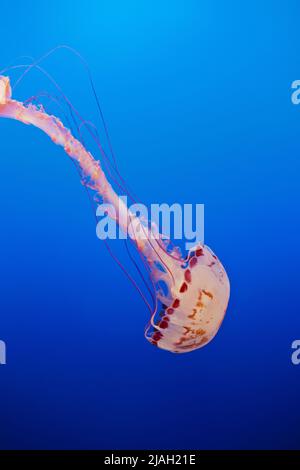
[0,60,230,353]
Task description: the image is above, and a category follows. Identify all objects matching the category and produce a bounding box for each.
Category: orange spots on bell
[175,336,187,346]
[183,326,192,336]
[198,336,208,346]
[195,290,204,308]
[189,256,197,268]
[172,299,180,308]
[202,289,213,299]
[188,308,197,319]
[195,328,206,336]
[196,247,204,257]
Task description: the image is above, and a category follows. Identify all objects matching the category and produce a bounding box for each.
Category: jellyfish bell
[0,72,230,354]
[146,243,230,353]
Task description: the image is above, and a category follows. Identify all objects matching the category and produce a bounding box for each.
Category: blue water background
[0,0,299,449]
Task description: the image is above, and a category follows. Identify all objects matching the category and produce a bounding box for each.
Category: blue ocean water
[0,0,299,450]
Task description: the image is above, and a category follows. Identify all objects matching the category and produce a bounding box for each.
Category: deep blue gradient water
[0,0,300,450]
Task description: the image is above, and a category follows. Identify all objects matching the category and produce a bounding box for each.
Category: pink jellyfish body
[0,74,230,353]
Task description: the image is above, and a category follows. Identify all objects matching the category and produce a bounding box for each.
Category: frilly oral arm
[0,76,173,271]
